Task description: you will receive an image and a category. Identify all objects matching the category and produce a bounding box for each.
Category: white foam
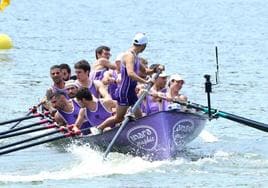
[0,144,177,183]
[199,130,218,143]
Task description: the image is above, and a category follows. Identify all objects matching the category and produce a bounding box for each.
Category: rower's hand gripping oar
[103,70,162,160]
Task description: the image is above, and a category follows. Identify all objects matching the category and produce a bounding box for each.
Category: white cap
[65,80,79,89]
[159,71,168,77]
[133,33,148,45]
[169,74,185,84]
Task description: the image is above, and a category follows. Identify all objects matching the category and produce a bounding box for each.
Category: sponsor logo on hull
[127,126,158,151]
[172,119,195,146]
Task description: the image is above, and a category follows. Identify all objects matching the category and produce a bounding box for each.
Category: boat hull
[73,110,207,161]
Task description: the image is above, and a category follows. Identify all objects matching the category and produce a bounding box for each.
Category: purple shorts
[115,86,138,106]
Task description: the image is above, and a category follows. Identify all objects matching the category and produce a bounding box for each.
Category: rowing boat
[2,74,267,159]
[65,109,207,161]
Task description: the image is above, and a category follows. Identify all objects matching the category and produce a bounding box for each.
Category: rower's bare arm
[125,54,147,84]
[54,112,66,126]
[146,64,165,75]
[74,108,86,129]
[104,99,117,112]
[94,80,112,99]
[99,58,117,70]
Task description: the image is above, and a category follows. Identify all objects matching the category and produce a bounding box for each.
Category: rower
[65,80,79,99]
[59,63,72,81]
[166,74,187,101]
[72,88,117,135]
[142,72,169,115]
[96,33,164,131]
[46,65,68,97]
[43,65,68,115]
[91,46,117,81]
[49,90,91,135]
[74,59,111,99]
[101,69,120,100]
[165,74,187,110]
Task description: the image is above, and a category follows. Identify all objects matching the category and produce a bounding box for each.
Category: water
[0,0,268,187]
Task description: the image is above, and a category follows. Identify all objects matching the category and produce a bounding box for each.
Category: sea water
[0,0,267,187]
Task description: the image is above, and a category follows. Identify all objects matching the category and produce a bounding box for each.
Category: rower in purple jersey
[143,94,169,115]
[90,68,107,81]
[97,33,164,132]
[85,100,113,126]
[91,46,117,81]
[49,91,91,135]
[165,74,188,108]
[74,59,111,99]
[145,74,188,113]
[142,72,169,115]
[46,65,68,99]
[72,88,116,134]
[44,65,68,114]
[115,52,141,105]
[75,78,99,98]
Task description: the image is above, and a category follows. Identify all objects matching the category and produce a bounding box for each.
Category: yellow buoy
[0,33,13,49]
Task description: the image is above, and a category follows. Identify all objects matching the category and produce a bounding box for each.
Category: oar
[0,123,58,139]
[9,111,33,130]
[103,71,161,160]
[0,111,49,126]
[172,99,268,133]
[0,126,67,150]
[0,125,94,151]
[147,93,218,142]
[0,130,77,156]
[9,100,47,130]
[0,119,53,136]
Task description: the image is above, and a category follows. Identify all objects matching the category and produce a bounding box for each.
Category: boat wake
[0,142,265,184]
[0,144,181,183]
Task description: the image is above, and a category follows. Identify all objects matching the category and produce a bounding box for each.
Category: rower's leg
[98,105,129,130]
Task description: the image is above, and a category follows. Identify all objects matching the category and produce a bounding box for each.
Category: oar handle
[103,70,162,160]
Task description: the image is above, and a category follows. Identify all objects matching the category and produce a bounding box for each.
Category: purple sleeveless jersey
[142,89,169,115]
[85,100,113,126]
[108,70,119,100]
[91,68,108,81]
[50,85,69,99]
[115,53,140,106]
[75,80,100,98]
[58,99,92,135]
